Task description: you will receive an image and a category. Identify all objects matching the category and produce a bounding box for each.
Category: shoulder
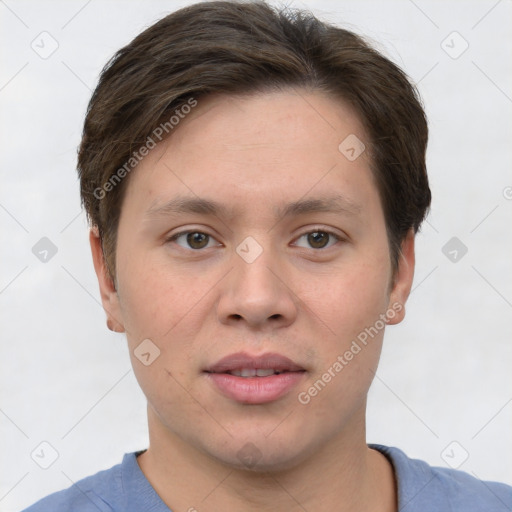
[22,454,128,512]
[371,444,512,511]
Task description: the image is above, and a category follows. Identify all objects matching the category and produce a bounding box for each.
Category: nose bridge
[216,234,297,328]
[234,234,283,302]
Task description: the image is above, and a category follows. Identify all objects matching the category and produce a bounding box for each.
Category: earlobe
[387,230,415,326]
[89,227,125,333]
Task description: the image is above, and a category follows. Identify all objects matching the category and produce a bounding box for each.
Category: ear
[386,229,415,325]
[89,227,125,333]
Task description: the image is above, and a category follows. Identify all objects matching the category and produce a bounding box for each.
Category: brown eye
[307,232,330,249]
[294,229,340,250]
[168,231,216,250]
[186,232,209,249]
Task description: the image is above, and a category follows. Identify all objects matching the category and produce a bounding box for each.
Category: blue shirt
[22,444,512,511]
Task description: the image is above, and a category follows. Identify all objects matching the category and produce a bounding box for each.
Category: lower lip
[206,372,306,404]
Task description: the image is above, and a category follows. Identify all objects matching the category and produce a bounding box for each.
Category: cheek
[116,269,170,343]
[308,261,391,339]
[115,236,217,341]
[116,263,209,413]
[296,257,390,398]
[296,273,388,421]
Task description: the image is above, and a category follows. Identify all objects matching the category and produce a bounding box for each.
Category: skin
[90,89,415,512]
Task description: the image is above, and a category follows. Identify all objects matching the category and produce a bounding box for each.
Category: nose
[216,243,298,331]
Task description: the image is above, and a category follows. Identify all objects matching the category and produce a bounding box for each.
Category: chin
[207,434,318,474]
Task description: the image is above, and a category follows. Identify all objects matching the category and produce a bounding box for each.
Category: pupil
[187,232,208,249]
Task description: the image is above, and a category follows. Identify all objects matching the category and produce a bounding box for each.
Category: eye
[293,229,342,250]
[167,231,220,250]
[167,228,342,251]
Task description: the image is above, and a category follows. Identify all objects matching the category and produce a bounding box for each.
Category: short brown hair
[78,0,431,279]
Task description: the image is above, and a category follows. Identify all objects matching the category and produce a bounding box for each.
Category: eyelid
[166,228,222,249]
[295,225,345,238]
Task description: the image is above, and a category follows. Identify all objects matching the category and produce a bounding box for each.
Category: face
[91,90,414,471]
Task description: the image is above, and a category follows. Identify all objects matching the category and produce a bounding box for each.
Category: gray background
[1,0,511,510]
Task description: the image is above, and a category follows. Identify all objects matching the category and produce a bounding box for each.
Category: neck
[137,406,396,512]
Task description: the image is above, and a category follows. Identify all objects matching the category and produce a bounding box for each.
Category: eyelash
[166,228,343,251]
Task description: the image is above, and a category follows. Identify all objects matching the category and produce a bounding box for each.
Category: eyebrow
[145,194,362,221]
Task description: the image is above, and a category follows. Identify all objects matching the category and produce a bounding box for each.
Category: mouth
[204,352,306,404]
[223,368,295,377]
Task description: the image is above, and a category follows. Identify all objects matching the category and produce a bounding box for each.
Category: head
[82,1,430,471]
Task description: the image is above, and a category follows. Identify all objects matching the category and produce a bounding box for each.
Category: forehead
[168,89,367,153]
[121,89,380,222]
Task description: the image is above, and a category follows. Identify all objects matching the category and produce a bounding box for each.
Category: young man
[23,1,512,511]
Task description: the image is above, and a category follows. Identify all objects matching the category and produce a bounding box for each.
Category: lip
[205,352,305,373]
[204,352,306,404]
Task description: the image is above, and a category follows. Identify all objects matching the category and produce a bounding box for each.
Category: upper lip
[205,352,305,373]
